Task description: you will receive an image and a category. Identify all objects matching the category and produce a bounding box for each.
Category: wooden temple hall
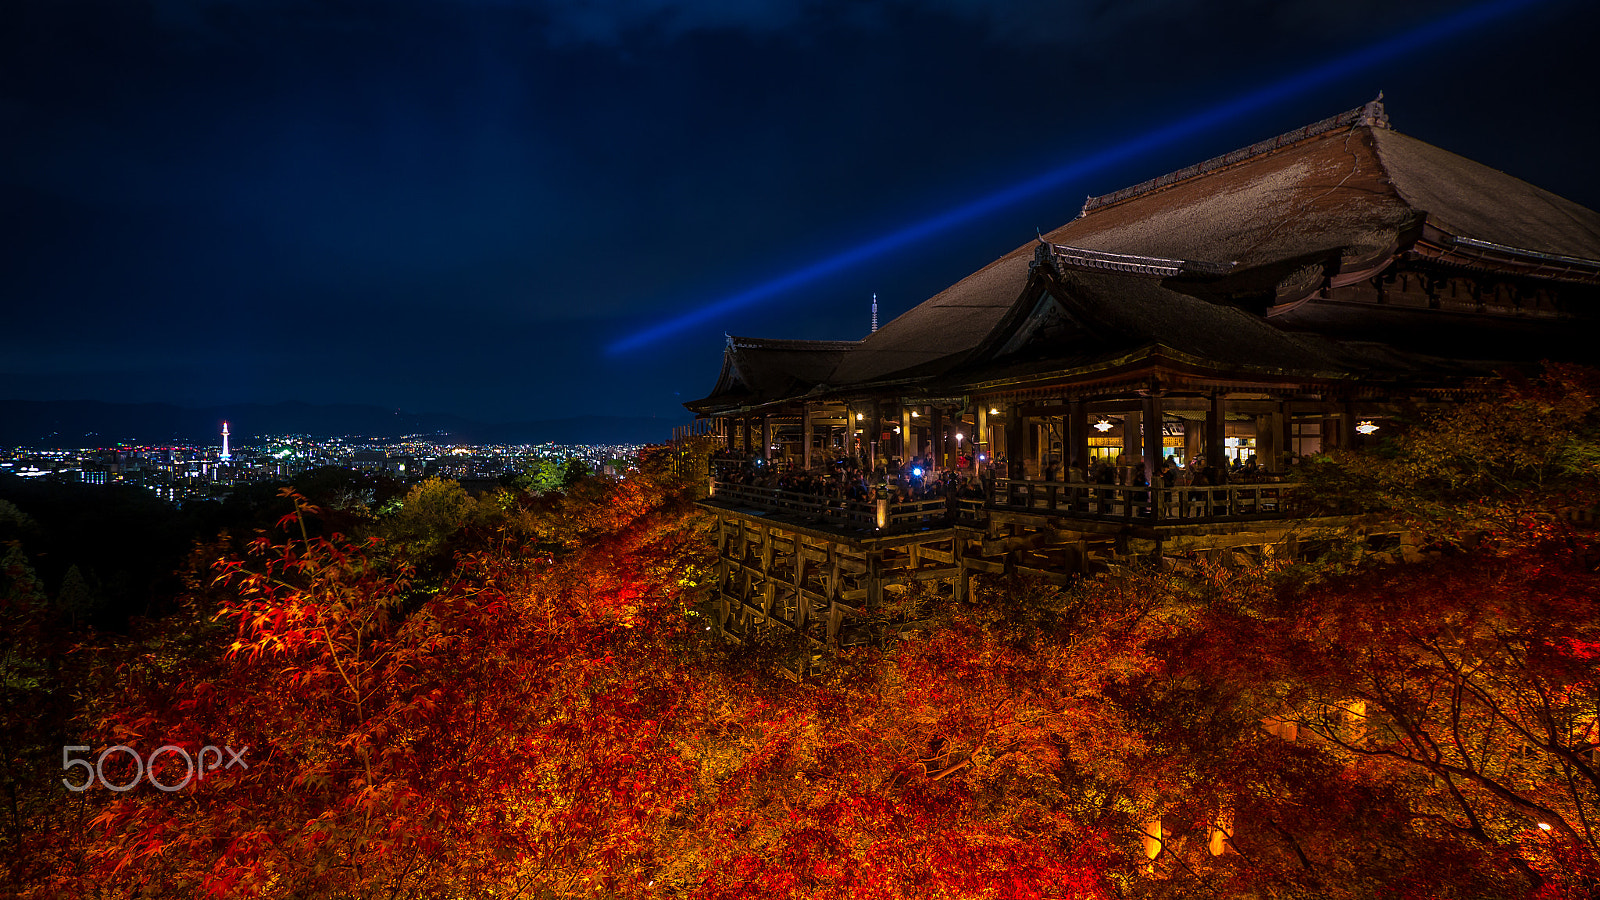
[682,98,1600,673]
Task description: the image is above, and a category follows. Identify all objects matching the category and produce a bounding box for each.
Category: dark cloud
[496,0,1488,50]
[126,0,1482,50]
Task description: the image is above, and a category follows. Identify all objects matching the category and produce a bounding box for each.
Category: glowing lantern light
[1142,818,1163,860]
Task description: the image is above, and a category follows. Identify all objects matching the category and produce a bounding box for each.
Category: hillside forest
[1,366,1598,899]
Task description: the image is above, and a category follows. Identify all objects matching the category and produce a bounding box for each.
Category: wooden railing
[708,481,980,532]
[992,479,1299,522]
[708,478,1300,528]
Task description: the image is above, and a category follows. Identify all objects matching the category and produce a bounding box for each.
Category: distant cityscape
[0,424,643,504]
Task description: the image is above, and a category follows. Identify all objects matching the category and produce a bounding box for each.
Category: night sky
[4,0,1597,425]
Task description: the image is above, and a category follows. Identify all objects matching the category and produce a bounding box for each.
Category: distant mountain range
[0,399,685,448]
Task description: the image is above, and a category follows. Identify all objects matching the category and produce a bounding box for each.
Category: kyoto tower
[220,421,232,461]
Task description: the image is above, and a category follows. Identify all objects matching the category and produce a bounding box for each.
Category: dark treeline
[0,469,412,630]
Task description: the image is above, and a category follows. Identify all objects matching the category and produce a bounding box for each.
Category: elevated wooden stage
[699,478,1355,678]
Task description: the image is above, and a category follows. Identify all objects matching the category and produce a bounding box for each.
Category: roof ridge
[727,335,860,351]
[1080,95,1390,215]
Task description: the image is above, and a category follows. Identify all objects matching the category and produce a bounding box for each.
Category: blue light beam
[608,0,1545,356]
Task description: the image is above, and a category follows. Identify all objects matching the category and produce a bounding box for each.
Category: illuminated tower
[870,293,879,334]
[220,421,232,461]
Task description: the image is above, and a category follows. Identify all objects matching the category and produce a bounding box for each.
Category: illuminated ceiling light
[1094,418,1113,432]
[911,411,919,418]
[989,407,1000,415]
[855,412,863,420]
[1356,420,1379,435]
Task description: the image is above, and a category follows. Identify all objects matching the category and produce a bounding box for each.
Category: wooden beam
[962,556,1006,575]
[1013,564,1077,586]
[802,404,813,470]
[895,566,962,583]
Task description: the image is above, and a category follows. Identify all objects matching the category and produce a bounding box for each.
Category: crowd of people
[709,447,1287,515]
[711,451,986,507]
[1066,452,1275,488]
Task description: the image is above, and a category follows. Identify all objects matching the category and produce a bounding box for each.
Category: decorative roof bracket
[1031,241,1235,278]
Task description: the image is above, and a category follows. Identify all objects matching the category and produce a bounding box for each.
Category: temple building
[683,97,1600,675]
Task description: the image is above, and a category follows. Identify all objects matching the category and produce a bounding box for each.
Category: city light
[0,435,645,505]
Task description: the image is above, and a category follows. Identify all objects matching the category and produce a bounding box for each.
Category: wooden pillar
[1256,409,1283,472]
[901,407,912,462]
[953,536,968,601]
[1068,400,1088,472]
[741,417,753,455]
[1122,409,1141,471]
[931,407,944,469]
[1143,393,1163,487]
[1184,419,1203,465]
[761,414,772,462]
[1207,392,1227,478]
[1342,400,1358,451]
[975,404,988,473]
[871,401,883,470]
[1026,415,1039,477]
[1279,402,1294,468]
[794,549,808,629]
[802,405,814,470]
[1005,405,1023,480]
[866,552,883,613]
[958,405,973,469]
[1037,414,1049,474]
[724,417,735,452]
[948,410,958,469]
